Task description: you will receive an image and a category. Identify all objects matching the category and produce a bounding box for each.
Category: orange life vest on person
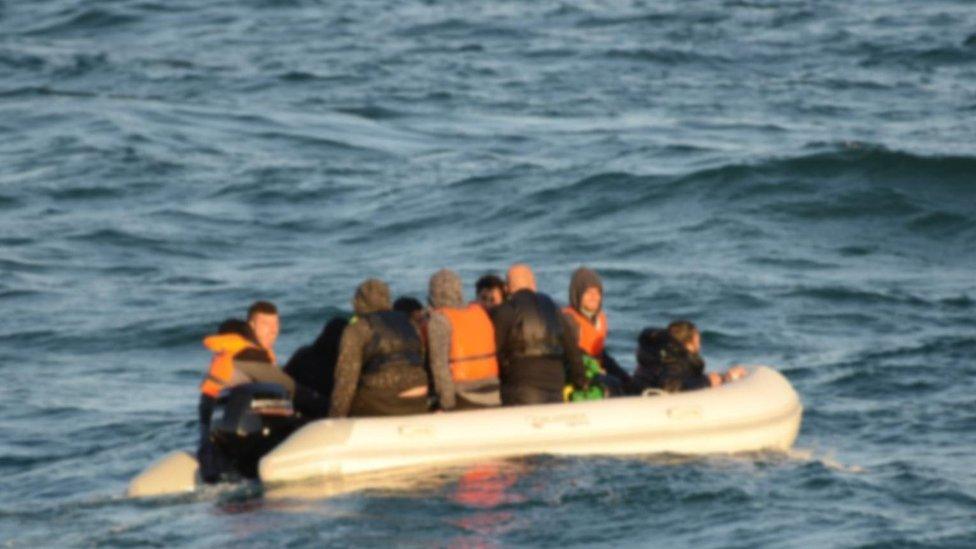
[438,303,499,383]
[563,306,607,359]
[199,333,261,398]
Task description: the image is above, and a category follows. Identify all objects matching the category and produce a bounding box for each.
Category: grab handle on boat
[640,388,669,397]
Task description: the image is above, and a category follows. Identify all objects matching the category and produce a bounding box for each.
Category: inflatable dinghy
[128,366,801,497]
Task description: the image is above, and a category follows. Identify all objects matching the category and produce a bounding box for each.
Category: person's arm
[601,351,629,380]
[680,367,712,391]
[328,322,368,418]
[490,303,511,373]
[601,350,636,393]
[426,312,456,410]
[559,314,588,388]
[234,360,297,395]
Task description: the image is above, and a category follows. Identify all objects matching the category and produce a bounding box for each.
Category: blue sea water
[1,0,975,546]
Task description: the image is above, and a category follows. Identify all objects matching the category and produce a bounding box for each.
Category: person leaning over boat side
[631,320,747,394]
[475,273,507,311]
[328,279,451,418]
[562,266,634,398]
[427,268,501,410]
[490,263,589,405]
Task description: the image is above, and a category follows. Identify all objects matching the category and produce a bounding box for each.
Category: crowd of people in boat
[196,263,746,479]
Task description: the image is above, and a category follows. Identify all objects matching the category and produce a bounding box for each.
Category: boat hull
[259,366,802,485]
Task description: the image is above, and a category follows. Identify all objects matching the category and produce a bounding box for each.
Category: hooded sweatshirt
[330,279,446,417]
[563,267,635,392]
[426,269,500,409]
[568,267,604,320]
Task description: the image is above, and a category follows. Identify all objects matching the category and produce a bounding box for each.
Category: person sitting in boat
[490,264,589,405]
[427,269,502,410]
[631,320,746,393]
[562,266,634,400]
[284,314,349,414]
[246,300,281,364]
[329,279,452,418]
[474,273,507,311]
[393,295,427,325]
[197,316,295,482]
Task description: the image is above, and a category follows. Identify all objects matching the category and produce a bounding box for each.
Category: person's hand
[707,372,723,387]
[724,366,747,382]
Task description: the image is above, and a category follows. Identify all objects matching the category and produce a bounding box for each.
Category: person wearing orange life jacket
[562,267,633,396]
[197,304,326,482]
[197,318,287,482]
[426,269,501,410]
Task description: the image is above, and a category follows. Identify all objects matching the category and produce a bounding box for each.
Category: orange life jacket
[438,303,499,383]
[563,306,607,359]
[199,333,261,398]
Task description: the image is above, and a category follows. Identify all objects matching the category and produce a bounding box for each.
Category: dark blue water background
[1,0,974,546]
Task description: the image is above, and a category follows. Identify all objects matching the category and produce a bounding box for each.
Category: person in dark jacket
[490,264,588,405]
[328,279,452,418]
[632,320,746,393]
[284,315,349,415]
[475,273,506,311]
[393,295,426,325]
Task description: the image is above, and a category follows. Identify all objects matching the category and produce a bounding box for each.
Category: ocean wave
[574,12,680,29]
[23,8,140,37]
[860,44,976,69]
[0,257,53,274]
[396,18,531,40]
[693,145,976,193]
[527,145,976,233]
[66,228,166,249]
[783,285,929,307]
[599,47,731,66]
[336,105,408,121]
[0,194,20,209]
[46,185,126,201]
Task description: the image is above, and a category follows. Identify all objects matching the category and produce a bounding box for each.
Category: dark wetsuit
[632,328,710,393]
[491,289,587,405]
[329,311,432,417]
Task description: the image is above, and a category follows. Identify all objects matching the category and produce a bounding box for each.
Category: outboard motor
[210,383,305,478]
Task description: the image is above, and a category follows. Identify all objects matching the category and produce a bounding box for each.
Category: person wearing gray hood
[329,278,450,418]
[563,267,633,395]
[426,269,501,410]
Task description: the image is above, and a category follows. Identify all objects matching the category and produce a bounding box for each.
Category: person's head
[474,273,505,309]
[568,267,603,316]
[353,278,392,316]
[506,263,536,294]
[247,301,279,351]
[393,295,426,324]
[428,269,464,309]
[667,320,700,355]
[217,318,256,342]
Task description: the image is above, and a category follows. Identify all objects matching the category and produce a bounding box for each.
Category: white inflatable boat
[128,365,801,497]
